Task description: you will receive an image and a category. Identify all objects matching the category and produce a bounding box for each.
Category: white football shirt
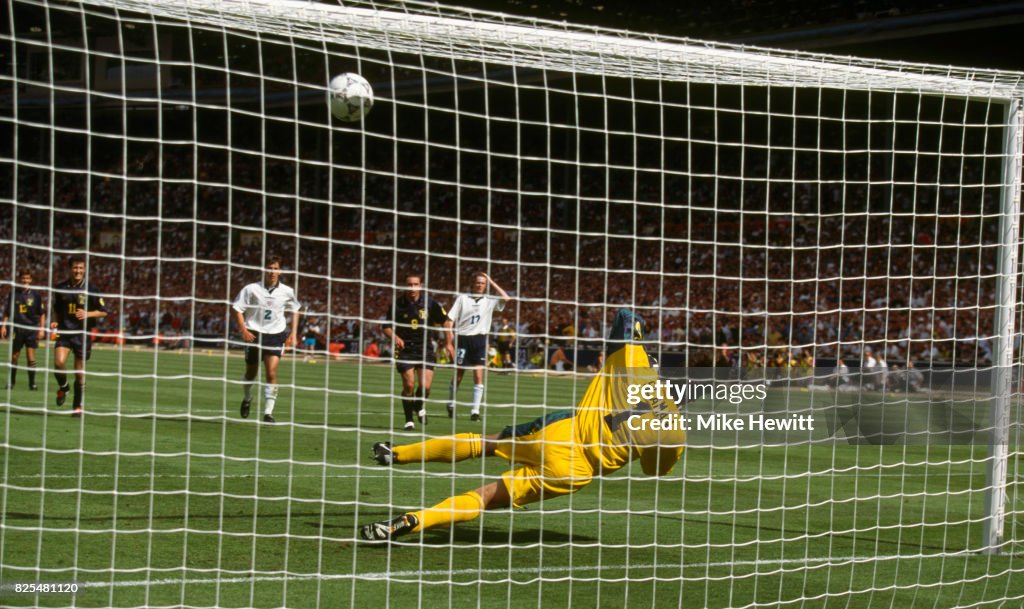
[447,294,505,336]
[232,281,301,334]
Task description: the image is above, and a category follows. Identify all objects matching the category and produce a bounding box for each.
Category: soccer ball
[328,73,374,122]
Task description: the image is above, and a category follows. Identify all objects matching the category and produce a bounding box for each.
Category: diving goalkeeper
[358,309,686,541]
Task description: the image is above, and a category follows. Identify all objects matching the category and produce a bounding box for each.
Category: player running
[359,309,685,541]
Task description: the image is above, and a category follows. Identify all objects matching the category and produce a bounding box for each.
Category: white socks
[264,384,278,415]
[450,381,486,415]
[471,384,484,415]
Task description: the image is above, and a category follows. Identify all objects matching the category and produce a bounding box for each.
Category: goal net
[1,0,1022,607]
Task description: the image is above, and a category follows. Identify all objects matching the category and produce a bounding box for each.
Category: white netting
[0,1,1022,607]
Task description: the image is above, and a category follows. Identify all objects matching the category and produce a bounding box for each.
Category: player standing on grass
[359,309,685,541]
[50,256,108,417]
[232,256,301,424]
[2,270,47,390]
[444,272,511,421]
[495,316,516,368]
[383,273,448,430]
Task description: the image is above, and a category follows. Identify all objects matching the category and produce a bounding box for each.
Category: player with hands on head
[444,272,511,421]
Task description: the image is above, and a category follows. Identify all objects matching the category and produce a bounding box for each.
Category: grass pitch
[1,347,1021,608]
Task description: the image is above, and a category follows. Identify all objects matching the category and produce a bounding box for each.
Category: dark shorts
[12,328,40,351]
[245,330,289,365]
[455,334,488,367]
[56,334,91,361]
[395,342,435,373]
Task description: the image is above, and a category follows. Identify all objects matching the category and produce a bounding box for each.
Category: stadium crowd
[0,138,1002,371]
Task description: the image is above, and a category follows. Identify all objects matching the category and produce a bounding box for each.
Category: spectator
[549,344,573,372]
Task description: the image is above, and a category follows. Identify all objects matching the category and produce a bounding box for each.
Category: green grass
[1,346,1021,608]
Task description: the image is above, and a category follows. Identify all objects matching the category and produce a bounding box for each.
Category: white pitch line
[71,553,973,590]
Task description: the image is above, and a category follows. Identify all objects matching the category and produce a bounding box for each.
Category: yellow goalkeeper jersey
[575,343,686,476]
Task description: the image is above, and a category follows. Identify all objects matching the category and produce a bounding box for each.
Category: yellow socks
[410,491,485,533]
[393,433,482,464]
[389,435,487,533]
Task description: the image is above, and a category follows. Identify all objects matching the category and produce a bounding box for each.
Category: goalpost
[1,0,1022,607]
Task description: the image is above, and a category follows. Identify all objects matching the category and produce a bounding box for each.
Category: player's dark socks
[55,372,68,388]
[402,398,416,424]
[73,382,84,408]
[415,388,430,410]
[27,364,36,388]
[9,367,16,386]
[413,388,428,424]
[55,382,70,406]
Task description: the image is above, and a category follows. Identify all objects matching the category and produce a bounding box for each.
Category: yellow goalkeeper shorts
[494,414,594,508]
